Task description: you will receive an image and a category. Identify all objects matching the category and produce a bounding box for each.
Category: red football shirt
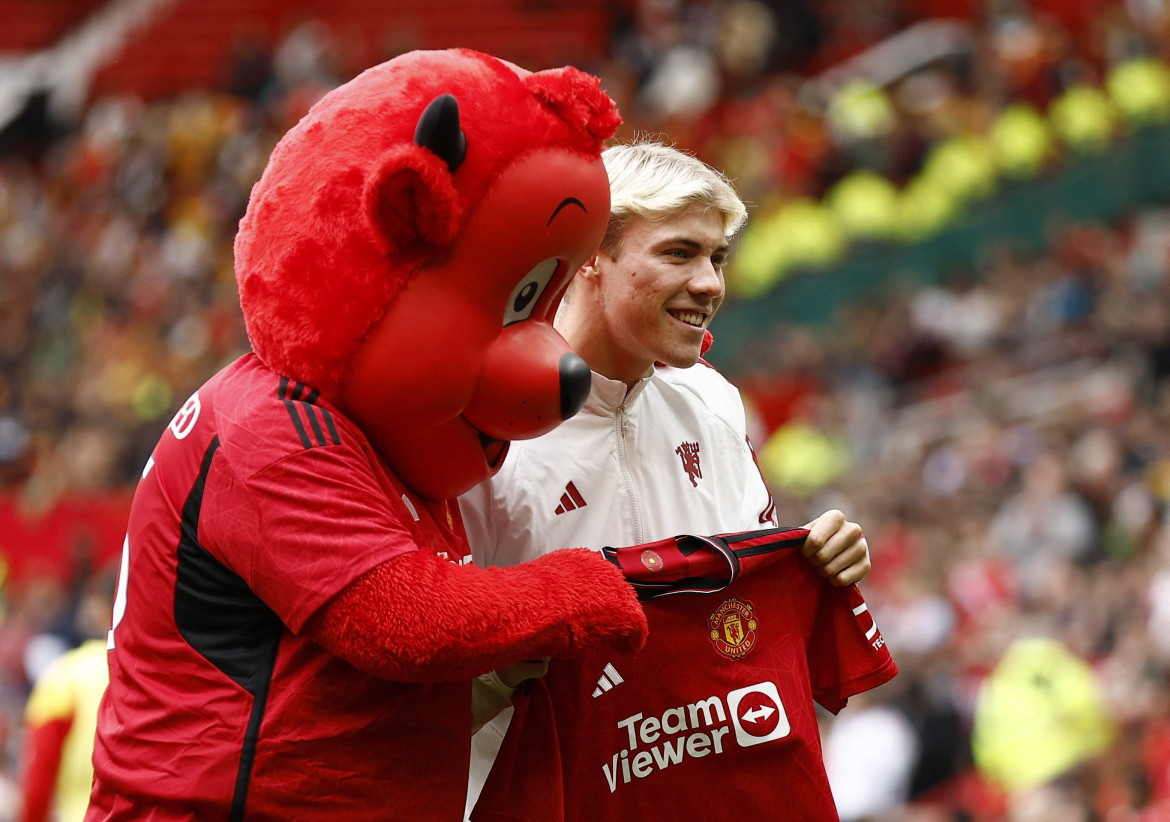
[88,354,472,821]
[474,528,898,822]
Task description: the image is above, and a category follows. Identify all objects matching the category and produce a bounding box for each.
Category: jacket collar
[584,368,654,415]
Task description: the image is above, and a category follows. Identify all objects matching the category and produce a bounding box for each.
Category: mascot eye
[503,258,559,326]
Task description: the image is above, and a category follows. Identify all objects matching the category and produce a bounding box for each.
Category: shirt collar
[584,367,654,414]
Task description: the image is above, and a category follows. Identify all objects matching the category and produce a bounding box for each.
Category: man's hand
[496,658,551,689]
[801,509,870,586]
[471,658,554,733]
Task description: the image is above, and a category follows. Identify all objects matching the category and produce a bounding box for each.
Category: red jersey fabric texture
[473,527,898,822]
[88,353,471,821]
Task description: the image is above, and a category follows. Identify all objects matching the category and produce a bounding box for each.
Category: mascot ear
[363,95,467,260]
[524,66,623,143]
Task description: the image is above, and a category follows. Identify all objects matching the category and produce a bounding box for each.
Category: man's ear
[577,252,603,281]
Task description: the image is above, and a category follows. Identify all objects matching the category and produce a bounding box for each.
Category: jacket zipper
[615,401,644,545]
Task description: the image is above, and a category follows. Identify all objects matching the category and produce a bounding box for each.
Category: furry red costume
[86,49,647,821]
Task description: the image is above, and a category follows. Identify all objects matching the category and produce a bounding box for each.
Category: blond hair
[600,139,747,257]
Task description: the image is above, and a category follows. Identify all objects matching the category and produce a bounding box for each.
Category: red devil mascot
[86,49,647,821]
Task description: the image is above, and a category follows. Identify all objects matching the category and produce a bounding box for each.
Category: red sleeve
[801,569,898,714]
[203,439,423,633]
[18,716,72,822]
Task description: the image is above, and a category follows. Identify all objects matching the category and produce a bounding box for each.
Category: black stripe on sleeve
[319,404,340,445]
[278,376,313,449]
[302,387,340,445]
[294,382,328,447]
[298,384,342,447]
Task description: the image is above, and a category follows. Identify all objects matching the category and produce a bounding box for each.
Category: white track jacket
[461,363,776,566]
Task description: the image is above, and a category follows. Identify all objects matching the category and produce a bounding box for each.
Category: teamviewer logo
[727,682,790,747]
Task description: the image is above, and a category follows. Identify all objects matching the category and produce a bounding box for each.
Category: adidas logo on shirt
[554,481,587,515]
[593,663,624,698]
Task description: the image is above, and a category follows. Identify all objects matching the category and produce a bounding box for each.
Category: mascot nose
[560,352,591,420]
[462,322,592,440]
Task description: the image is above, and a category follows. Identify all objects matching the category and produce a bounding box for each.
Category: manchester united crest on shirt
[675,441,702,486]
[709,597,759,660]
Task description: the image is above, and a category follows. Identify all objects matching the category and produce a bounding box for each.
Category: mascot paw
[532,548,648,657]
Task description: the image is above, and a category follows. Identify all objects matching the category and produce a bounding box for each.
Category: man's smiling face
[583,206,728,385]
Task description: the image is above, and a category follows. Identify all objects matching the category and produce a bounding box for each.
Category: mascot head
[235,49,620,499]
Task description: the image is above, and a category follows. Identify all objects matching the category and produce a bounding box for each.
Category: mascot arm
[305,547,647,684]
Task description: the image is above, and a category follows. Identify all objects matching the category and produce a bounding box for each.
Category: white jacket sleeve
[458,480,499,568]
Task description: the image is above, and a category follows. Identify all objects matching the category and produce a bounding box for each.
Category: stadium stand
[0,0,107,53]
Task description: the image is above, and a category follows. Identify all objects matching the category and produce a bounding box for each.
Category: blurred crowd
[732,212,1170,820]
[3,0,1170,820]
[606,0,1168,200]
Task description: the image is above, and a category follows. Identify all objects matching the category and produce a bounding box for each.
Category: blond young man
[461,141,891,820]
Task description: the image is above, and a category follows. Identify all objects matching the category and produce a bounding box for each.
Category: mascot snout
[463,322,592,440]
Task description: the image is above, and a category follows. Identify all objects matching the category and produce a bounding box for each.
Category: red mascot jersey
[473,528,898,822]
[88,354,471,821]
